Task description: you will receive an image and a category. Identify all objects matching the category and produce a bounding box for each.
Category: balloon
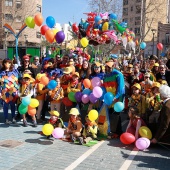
[40,76,49,86]
[140,42,146,49]
[88,109,98,121]
[68,92,76,102]
[28,107,36,116]
[45,30,55,43]
[91,77,102,88]
[72,23,79,33]
[29,98,39,108]
[18,103,28,114]
[95,16,102,24]
[135,137,150,150]
[157,43,163,50]
[83,79,91,88]
[99,87,107,100]
[46,16,55,28]
[120,132,135,144]
[102,22,109,31]
[22,97,31,106]
[139,126,152,139]
[47,80,57,90]
[34,13,43,26]
[25,17,35,28]
[62,97,73,107]
[80,37,89,47]
[52,28,59,36]
[75,92,83,102]
[109,13,117,20]
[104,92,114,105]
[42,124,54,136]
[41,25,49,35]
[89,93,98,104]
[55,31,65,44]
[114,102,124,112]
[81,94,89,104]
[93,86,103,98]
[52,127,64,139]
[82,88,91,95]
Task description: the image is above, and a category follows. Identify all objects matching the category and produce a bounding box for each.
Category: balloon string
[158,143,170,151]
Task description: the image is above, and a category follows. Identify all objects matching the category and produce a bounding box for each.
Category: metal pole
[15,37,19,65]
[152,33,155,54]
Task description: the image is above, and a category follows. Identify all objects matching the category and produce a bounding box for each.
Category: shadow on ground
[25,138,53,145]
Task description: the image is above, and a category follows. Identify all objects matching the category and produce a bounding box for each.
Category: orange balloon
[28,108,36,116]
[40,76,49,85]
[83,79,91,88]
[45,30,54,43]
[34,13,43,26]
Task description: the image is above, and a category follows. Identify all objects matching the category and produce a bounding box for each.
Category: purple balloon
[93,86,103,98]
[135,137,150,150]
[91,77,101,88]
[75,92,83,102]
[81,94,89,104]
[52,127,64,139]
[55,31,65,44]
[89,93,98,104]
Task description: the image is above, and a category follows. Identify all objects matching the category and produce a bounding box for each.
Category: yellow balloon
[42,124,54,136]
[80,38,89,47]
[52,28,59,35]
[29,98,39,108]
[88,109,98,121]
[139,126,152,139]
[102,22,109,31]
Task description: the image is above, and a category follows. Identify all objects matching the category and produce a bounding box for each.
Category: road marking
[119,147,139,170]
[65,141,105,170]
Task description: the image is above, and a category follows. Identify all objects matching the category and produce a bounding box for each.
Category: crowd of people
[0,51,169,145]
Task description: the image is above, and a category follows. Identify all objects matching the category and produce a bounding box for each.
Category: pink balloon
[93,86,103,98]
[91,77,101,88]
[81,94,89,104]
[135,137,150,150]
[52,127,64,139]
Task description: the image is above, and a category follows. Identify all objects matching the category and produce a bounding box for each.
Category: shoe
[78,137,84,145]
[12,118,17,124]
[37,119,43,124]
[70,134,76,142]
[5,119,11,125]
[23,120,28,127]
[33,120,37,127]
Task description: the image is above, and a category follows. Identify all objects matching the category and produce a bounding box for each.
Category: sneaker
[12,118,17,124]
[70,134,76,142]
[33,120,37,127]
[5,119,11,125]
[78,137,84,145]
[23,120,28,127]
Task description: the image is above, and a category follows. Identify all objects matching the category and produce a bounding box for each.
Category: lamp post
[151,29,156,54]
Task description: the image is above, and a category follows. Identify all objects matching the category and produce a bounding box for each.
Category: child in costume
[19,74,37,127]
[65,108,83,143]
[126,106,146,140]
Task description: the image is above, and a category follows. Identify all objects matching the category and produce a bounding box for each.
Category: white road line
[65,141,105,170]
[119,147,139,170]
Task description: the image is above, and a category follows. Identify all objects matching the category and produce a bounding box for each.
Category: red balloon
[157,43,163,50]
[72,23,79,33]
[41,25,49,35]
[120,132,135,145]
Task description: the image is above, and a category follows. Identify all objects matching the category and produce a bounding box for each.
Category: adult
[150,63,159,81]
[79,60,91,82]
[31,56,41,78]
[151,85,170,144]
[59,54,70,69]
[75,55,83,72]
[149,55,158,70]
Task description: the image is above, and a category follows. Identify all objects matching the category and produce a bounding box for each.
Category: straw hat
[69,108,79,116]
[72,72,79,77]
[23,74,31,79]
[152,82,161,88]
[63,67,72,74]
[132,83,141,90]
[49,110,60,117]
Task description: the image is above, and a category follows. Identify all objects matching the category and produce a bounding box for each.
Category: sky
[42,0,90,25]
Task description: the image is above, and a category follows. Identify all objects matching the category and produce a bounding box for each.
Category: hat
[63,67,72,74]
[152,82,161,88]
[132,83,141,90]
[154,63,159,67]
[23,55,30,60]
[95,62,101,67]
[149,55,157,60]
[110,54,118,59]
[49,110,60,117]
[23,74,31,79]
[69,108,79,116]
[36,73,46,81]
[105,61,114,68]
[72,72,79,77]
[128,64,133,68]
[144,72,150,77]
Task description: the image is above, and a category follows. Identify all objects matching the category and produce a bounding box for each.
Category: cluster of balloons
[70,12,134,47]
[18,97,39,116]
[25,14,65,44]
[42,124,64,139]
[40,76,58,90]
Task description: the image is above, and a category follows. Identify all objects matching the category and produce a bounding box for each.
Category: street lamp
[151,29,156,54]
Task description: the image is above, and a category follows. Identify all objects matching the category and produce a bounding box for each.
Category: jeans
[3,101,16,120]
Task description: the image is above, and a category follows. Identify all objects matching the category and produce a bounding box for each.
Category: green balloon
[68,92,76,102]
[18,104,28,115]
[25,17,35,28]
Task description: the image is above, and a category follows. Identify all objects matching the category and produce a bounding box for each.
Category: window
[16,15,22,22]
[131,6,133,11]
[123,8,128,15]
[5,0,13,6]
[165,33,170,44]
[36,5,41,12]
[123,0,128,5]
[36,32,41,38]
[136,6,141,14]
[16,1,22,8]
[135,27,140,35]
[135,17,141,21]
[5,14,13,21]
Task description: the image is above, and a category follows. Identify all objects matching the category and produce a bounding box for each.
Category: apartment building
[0,0,42,52]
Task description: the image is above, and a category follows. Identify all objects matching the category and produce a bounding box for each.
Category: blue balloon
[22,97,31,106]
[47,80,57,90]
[46,16,55,28]
[109,13,117,20]
[114,102,124,112]
[140,42,146,49]
[99,24,102,31]
[104,92,114,105]
[110,54,118,59]
[100,87,107,101]
[160,52,166,57]
[82,88,92,95]
[95,16,102,24]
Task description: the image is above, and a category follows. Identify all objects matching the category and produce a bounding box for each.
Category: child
[126,106,146,140]
[65,108,83,143]
[19,74,37,127]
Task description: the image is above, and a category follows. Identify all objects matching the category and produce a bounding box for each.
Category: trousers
[3,101,16,119]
